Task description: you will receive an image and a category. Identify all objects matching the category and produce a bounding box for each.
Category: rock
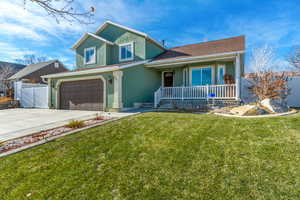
[260,98,288,113]
[244,106,268,116]
[230,105,256,116]
[230,105,269,116]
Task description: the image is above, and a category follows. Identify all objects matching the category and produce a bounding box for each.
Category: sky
[0,0,299,71]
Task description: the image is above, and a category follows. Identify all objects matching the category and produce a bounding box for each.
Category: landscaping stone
[230,105,256,116]
[261,98,288,113]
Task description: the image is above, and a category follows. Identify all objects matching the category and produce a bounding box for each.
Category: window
[217,65,225,84]
[54,62,59,68]
[84,47,96,65]
[119,42,134,61]
[191,67,212,86]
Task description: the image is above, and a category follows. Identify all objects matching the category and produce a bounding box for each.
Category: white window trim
[84,47,96,65]
[161,71,174,87]
[217,64,226,84]
[119,42,134,62]
[189,65,214,86]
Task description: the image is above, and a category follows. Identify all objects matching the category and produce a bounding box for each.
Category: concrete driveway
[0,109,103,142]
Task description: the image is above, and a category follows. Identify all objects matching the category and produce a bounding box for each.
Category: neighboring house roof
[152,35,245,62]
[8,60,59,80]
[95,21,166,50]
[42,60,149,79]
[71,32,114,50]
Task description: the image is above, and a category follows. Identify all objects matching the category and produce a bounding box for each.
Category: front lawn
[1,112,300,199]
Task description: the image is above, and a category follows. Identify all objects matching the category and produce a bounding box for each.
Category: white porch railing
[154,84,236,108]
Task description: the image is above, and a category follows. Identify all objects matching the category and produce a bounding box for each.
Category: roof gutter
[146,51,245,67]
[41,60,150,79]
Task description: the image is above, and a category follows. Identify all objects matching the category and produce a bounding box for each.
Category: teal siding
[97,24,146,64]
[145,40,165,59]
[159,67,184,86]
[76,37,107,69]
[121,65,161,108]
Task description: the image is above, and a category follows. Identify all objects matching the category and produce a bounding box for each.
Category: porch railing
[154,84,236,108]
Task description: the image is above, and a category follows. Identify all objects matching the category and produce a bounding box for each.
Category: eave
[146,51,245,68]
[71,32,114,50]
[41,60,150,79]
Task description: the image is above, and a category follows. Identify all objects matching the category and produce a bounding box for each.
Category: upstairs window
[84,47,96,65]
[119,42,134,61]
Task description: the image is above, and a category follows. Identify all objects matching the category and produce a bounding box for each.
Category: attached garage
[59,79,104,111]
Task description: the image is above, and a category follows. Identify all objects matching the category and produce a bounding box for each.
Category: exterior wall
[22,62,67,83]
[145,40,165,59]
[159,67,184,87]
[97,24,146,65]
[121,64,161,108]
[156,60,237,87]
[76,37,107,69]
[49,72,114,110]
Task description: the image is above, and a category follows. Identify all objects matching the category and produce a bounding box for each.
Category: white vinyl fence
[288,76,300,107]
[14,81,49,108]
[241,76,300,108]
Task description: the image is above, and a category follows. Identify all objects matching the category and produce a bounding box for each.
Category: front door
[163,72,174,87]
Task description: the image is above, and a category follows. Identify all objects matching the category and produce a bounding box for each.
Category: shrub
[65,120,85,129]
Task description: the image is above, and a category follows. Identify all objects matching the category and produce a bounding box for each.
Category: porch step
[158,103,173,109]
[133,102,154,109]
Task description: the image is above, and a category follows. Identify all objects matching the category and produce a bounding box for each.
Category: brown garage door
[60,79,104,111]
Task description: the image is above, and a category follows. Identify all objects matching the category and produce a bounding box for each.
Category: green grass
[1,112,300,200]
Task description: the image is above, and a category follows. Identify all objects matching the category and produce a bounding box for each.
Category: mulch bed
[0,117,113,154]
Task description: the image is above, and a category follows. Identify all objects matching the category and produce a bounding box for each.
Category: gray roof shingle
[8,60,57,80]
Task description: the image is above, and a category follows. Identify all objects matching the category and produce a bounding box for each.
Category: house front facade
[43,21,245,111]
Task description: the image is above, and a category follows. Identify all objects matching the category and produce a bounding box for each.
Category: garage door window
[84,47,96,65]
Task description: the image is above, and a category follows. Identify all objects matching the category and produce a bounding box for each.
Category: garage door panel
[60,79,104,111]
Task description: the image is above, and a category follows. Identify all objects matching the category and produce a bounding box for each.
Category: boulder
[230,105,256,116]
[230,105,268,116]
[260,98,288,113]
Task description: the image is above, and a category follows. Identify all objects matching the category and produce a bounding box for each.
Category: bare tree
[15,54,48,65]
[0,65,15,97]
[288,47,300,71]
[23,0,95,24]
[248,45,289,101]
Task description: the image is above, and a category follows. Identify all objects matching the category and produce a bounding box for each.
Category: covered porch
[146,52,243,108]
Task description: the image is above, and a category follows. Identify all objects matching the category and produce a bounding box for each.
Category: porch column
[235,54,241,101]
[112,71,123,109]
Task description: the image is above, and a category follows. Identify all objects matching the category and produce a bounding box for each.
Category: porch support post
[235,54,241,101]
[113,70,123,109]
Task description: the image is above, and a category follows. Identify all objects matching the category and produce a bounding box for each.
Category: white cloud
[226,15,300,49]
[0,1,85,41]
[0,23,46,40]
[86,0,167,28]
[0,42,35,62]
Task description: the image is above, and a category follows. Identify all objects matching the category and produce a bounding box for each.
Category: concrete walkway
[0,108,137,142]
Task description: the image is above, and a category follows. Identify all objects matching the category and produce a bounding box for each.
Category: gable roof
[95,21,166,50]
[152,35,245,62]
[71,32,114,50]
[8,60,59,80]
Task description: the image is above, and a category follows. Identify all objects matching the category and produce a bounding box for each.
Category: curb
[0,117,124,158]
